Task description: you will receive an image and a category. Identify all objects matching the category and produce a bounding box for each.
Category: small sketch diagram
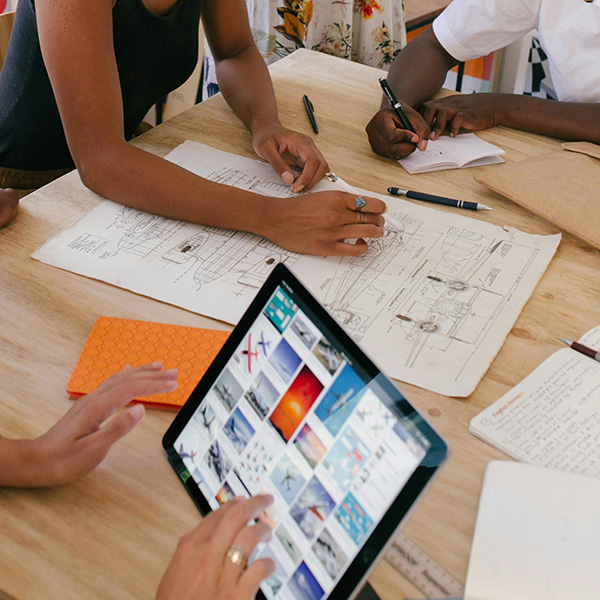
[161,228,298,292]
[110,207,184,256]
[389,228,514,369]
[320,215,418,338]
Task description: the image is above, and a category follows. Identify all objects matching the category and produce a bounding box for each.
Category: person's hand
[29,363,178,486]
[252,124,329,193]
[421,94,503,140]
[366,106,430,159]
[262,190,387,256]
[156,495,275,600]
[0,188,20,228]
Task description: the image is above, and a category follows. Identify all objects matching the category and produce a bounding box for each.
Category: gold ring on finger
[226,543,249,569]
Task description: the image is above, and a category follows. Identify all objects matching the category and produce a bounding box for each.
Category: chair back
[0,10,15,72]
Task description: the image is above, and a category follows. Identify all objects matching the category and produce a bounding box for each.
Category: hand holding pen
[367,79,430,159]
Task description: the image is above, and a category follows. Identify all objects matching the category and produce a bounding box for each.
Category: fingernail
[165,368,179,377]
[165,380,178,391]
[282,171,294,184]
[429,132,435,140]
[292,184,304,193]
[150,361,162,368]
[129,403,145,422]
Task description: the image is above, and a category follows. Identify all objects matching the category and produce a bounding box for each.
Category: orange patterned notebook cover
[68,317,230,408]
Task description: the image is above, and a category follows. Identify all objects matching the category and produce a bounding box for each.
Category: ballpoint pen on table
[326,172,403,231]
[378,77,415,133]
[558,337,600,362]
[302,94,319,134]
[387,187,492,212]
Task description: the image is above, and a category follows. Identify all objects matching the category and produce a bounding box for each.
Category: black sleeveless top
[0,0,202,171]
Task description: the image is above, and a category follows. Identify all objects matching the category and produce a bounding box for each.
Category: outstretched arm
[36,0,384,257]
[368,26,600,155]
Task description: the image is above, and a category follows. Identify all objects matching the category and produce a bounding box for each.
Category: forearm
[79,143,275,235]
[0,437,40,487]
[386,28,458,110]
[495,95,600,143]
[214,44,281,133]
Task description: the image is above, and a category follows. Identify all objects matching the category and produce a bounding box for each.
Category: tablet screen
[166,265,445,600]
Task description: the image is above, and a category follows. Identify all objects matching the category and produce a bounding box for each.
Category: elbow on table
[73,147,124,197]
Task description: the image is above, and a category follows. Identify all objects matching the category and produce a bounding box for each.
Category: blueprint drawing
[32,141,560,396]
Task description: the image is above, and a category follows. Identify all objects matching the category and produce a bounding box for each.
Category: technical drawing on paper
[32,141,560,396]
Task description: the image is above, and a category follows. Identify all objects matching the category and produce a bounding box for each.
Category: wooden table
[404,0,450,30]
[1,49,599,600]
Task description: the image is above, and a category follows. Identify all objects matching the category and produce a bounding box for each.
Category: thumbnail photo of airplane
[313,337,343,375]
[290,316,318,350]
[312,528,348,579]
[270,453,306,505]
[244,371,279,419]
[213,368,244,413]
[203,439,233,484]
[287,561,324,600]
[293,424,328,469]
[290,476,336,541]
[192,402,221,441]
[315,364,366,437]
[257,545,287,597]
[223,407,255,454]
[269,338,302,384]
[275,523,302,564]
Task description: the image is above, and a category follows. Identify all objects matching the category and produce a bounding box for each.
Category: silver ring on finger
[226,543,249,569]
[354,196,366,211]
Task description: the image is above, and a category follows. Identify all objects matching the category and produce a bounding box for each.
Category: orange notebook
[68,317,230,409]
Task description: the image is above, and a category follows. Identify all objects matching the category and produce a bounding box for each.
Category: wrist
[250,195,282,243]
[250,115,282,137]
[0,437,46,487]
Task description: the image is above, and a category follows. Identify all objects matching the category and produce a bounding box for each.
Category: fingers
[81,365,178,429]
[182,498,241,546]
[291,155,328,193]
[277,136,329,192]
[222,519,272,579]
[344,194,386,215]
[213,494,274,560]
[88,402,146,450]
[366,108,430,158]
[240,558,276,599]
[258,137,296,186]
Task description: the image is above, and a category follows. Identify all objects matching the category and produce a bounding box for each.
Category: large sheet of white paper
[32,141,560,396]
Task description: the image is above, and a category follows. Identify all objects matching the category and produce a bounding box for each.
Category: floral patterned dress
[202,0,406,98]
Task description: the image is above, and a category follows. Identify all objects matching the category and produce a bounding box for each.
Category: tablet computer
[163,263,448,600]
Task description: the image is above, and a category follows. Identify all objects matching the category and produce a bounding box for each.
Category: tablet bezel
[163,262,448,600]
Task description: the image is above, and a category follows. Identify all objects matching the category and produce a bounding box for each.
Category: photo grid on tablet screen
[175,285,430,600]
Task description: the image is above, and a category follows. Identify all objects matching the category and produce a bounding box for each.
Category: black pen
[378,78,415,133]
[302,94,319,134]
[387,187,492,211]
[558,337,600,362]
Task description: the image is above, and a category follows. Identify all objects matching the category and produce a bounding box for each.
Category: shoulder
[433,0,542,62]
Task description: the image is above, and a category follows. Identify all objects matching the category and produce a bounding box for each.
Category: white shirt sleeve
[432,0,543,62]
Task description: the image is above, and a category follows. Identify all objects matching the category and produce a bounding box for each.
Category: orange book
[68,317,230,409]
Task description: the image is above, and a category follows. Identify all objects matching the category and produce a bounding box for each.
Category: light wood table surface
[404,0,450,30]
[1,49,599,600]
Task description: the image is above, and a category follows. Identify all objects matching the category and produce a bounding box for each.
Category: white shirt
[433,0,600,102]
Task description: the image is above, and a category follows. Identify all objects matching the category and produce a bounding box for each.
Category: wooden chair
[0,10,15,73]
